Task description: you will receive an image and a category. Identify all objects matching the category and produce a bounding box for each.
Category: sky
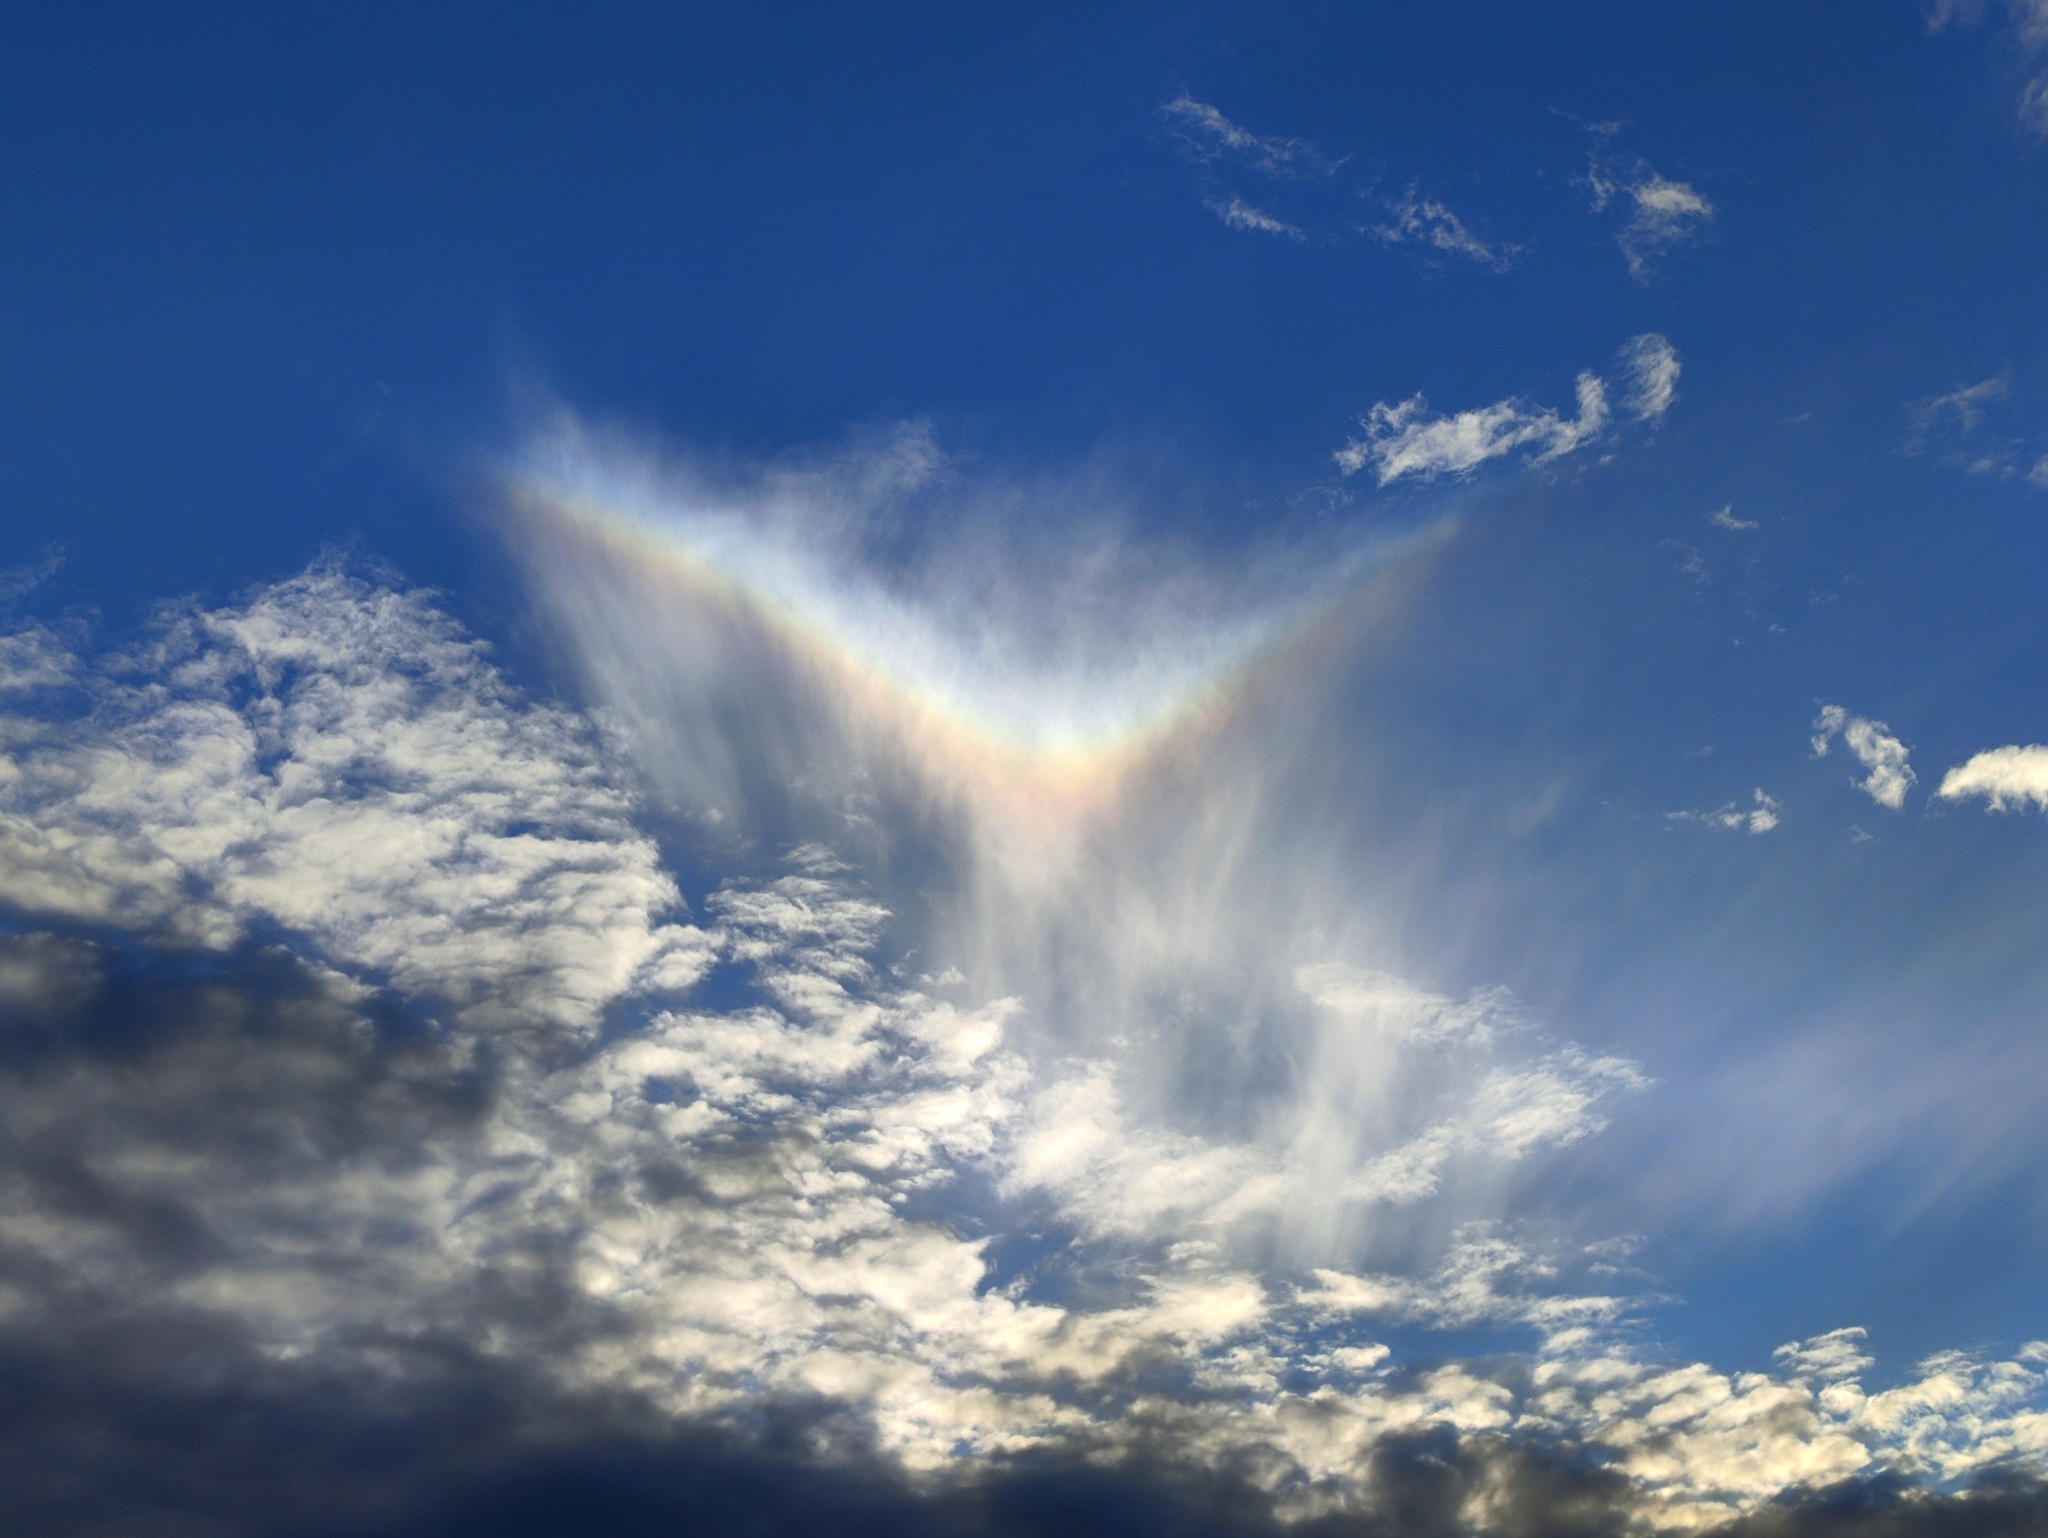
[4,4,2048,1535]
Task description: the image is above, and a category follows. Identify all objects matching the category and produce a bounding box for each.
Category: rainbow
[501,459,1452,830]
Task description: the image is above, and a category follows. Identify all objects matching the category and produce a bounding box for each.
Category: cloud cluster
[1336,334,1677,484]
[0,566,714,1034]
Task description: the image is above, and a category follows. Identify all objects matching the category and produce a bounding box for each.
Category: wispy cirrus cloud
[1160,94,1338,176]
[1162,96,1518,269]
[1370,185,1518,270]
[1335,333,1677,484]
[1576,127,1715,282]
[1813,705,1917,810]
[1929,0,2048,134]
[1903,371,2048,484]
[1204,193,1304,239]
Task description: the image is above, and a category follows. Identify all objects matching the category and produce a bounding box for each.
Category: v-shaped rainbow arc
[505,470,1450,828]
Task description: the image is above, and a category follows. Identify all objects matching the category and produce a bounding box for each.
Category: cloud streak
[1161,95,1337,177]
[1371,187,1517,270]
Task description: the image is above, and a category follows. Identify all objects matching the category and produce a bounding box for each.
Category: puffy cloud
[1813,705,1917,810]
[1711,505,1759,531]
[1937,744,2048,812]
[0,569,715,1031]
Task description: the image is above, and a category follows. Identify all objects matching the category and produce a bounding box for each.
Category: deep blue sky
[7,0,2048,1401]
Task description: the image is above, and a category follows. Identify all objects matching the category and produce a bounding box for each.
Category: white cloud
[0,627,75,692]
[1372,187,1516,270]
[1205,194,1304,239]
[0,547,63,602]
[1710,504,1758,530]
[6,556,2048,1527]
[1577,136,1714,281]
[1618,176,1715,281]
[0,568,716,1032]
[1937,743,2048,811]
[1905,374,2023,477]
[1813,704,1917,810]
[1337,371,1609,483]
[1160,95,1334,176]
[1929,0,2048,134]
[1910,373,2010,442]
[1775,1327,1875,1382]
[1335,336,1678,484]
[1667,788,1780,834]
[1620,333,1681,421]
[1301,1228,1627,1336]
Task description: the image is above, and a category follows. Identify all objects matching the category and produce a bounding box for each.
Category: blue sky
[5,5,2048,1535]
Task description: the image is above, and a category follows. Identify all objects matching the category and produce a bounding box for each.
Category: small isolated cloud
[1929,0,2048,133]
[1336,334,1677,484]
[1812,705,1917,810]
[1668,788,1781,834]
[1161,95,1335,176]
[1618,176,1715,281]
[1337,373,1608,483]
[1372,186,1516,270]
[1577,133,1714,282]
[1671,786,1785,835]
[1667,541,1710,586]
[1710,505,1759,530]
[1205,194,1303,239]
[1619,332,1681,421]
[1937,743,2048,811]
